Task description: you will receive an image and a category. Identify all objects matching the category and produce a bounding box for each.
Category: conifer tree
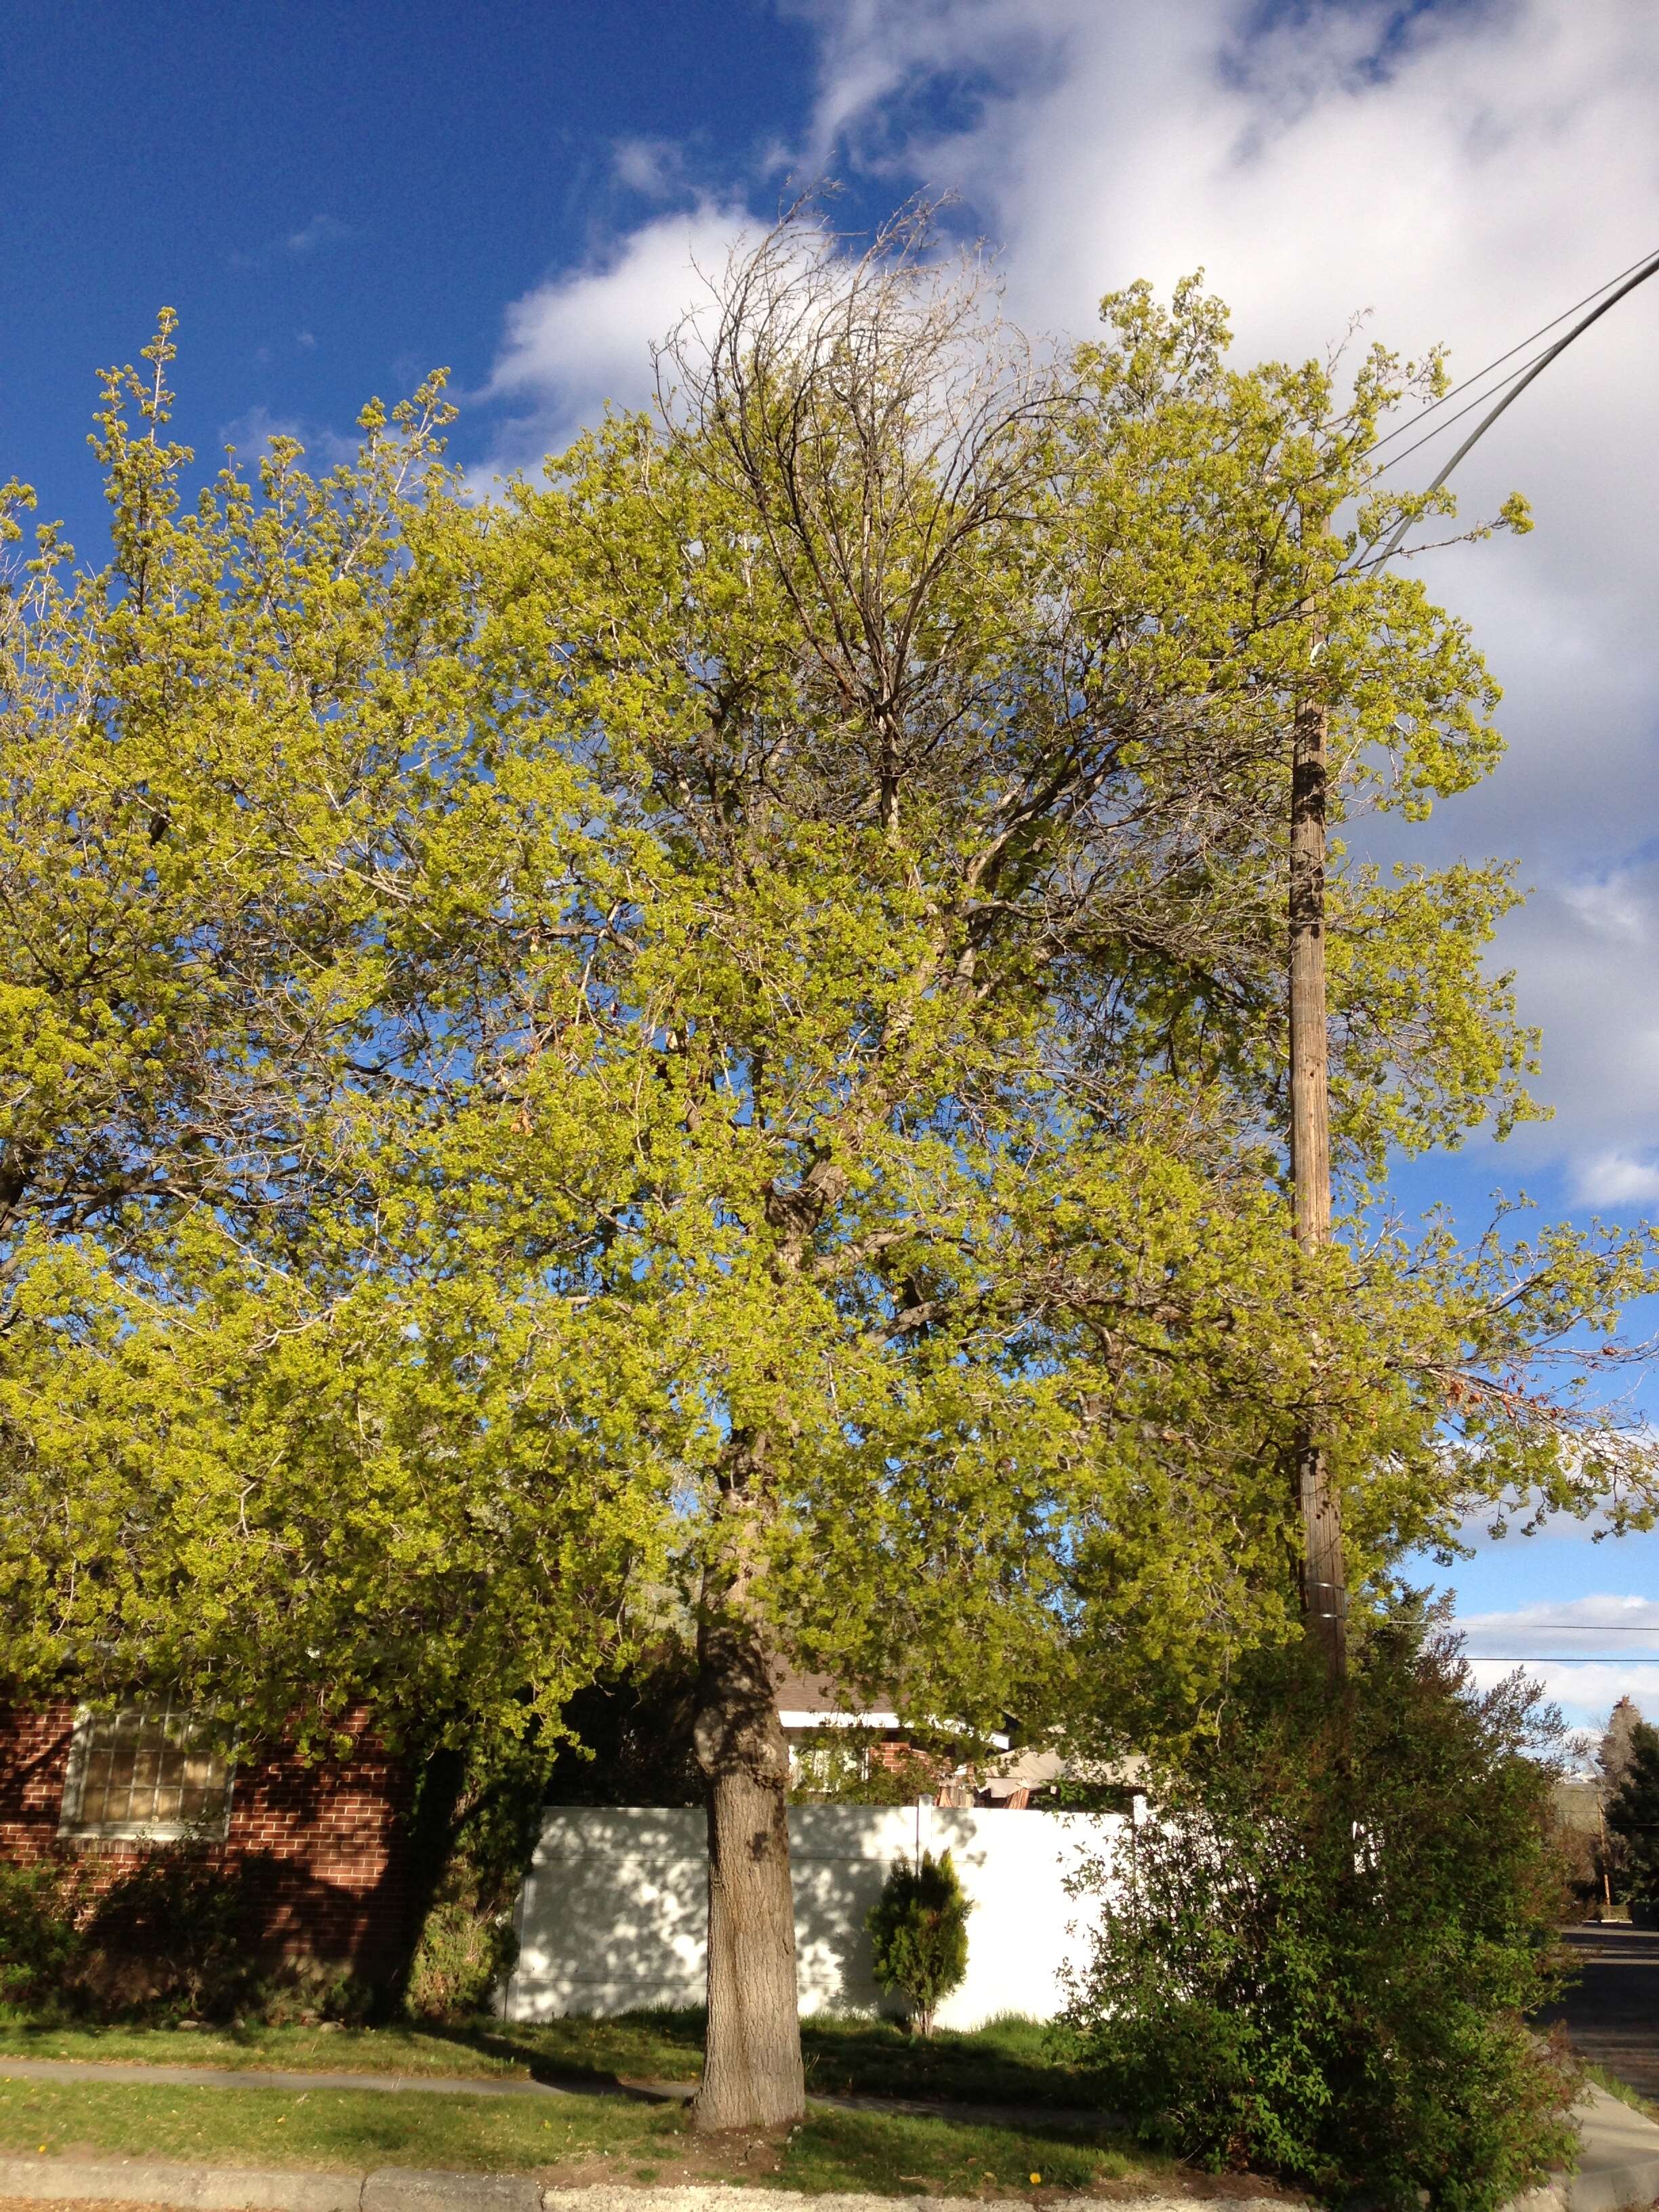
[1599,1696,1645,1794]
[1607,1719,1659,1902]
[867,1849,972,2037]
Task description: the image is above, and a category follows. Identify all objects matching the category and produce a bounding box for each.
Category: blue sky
[7,0,1659,1734]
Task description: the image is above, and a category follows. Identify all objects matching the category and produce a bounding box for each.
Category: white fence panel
[504,1803,1123,2030]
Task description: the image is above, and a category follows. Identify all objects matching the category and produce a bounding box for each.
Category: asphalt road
[1545,1923,1659,2101]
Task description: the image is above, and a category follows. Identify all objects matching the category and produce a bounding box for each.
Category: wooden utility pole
[1280,245,1659,1683]
[1288,672,1347,1679]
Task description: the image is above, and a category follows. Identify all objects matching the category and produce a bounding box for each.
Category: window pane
[64,1704,232,1833]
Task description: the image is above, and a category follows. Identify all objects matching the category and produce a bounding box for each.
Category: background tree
[1598,1695,1645,1794]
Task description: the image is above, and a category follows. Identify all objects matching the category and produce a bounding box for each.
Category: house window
[787,1733,871,1795]
[58,1702,233,1841]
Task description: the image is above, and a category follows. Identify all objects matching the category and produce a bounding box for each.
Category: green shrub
[866,1849,971,2036]
[1063,1634,1578,2211]
[0,1861,85,2006]
[250,1959,374,2026]
[397,1728,539,2022]
[0,1848,385,2025]
[404,1893,518,2022]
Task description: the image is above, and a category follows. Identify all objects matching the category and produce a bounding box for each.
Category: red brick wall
[0,1702,77,1862]
[0,1702,416,1975]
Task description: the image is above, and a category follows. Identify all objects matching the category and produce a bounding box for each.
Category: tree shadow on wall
[64,1843,400,2020]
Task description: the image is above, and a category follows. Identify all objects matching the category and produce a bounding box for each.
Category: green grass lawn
[0,2074,1154,2198]
[0,2007,1107,2113]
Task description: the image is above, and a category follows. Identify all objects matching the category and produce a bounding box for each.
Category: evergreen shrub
[1605,1718,1659,1904]
[866,1848,971,2036]
[1063,1635,1578,2211]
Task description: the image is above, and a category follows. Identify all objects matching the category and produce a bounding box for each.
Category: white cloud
[1563,877,1651,947]
[469,1,1659,1195]
[1574,1153,1659,1208]
[1492,866,1659,1174]
[285,213,356,256]
[217,405,357,471]
[1465,1658,1659,1735]
[1457,1592,1659,1658]
[1454,1597,1659,1727]
[779,0,1659,1193]
[612,136,692,200]
[480,203,751,472]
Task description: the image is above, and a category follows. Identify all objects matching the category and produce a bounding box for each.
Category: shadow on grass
[434,2005,1111,2116]
[0,2001,1115,2123]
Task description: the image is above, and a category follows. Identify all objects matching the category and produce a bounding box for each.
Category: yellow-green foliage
[0,239,1652,1771]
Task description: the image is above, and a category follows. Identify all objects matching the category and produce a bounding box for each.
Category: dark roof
[768,1661,895,1716]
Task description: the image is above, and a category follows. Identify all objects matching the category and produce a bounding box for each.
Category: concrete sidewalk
[0,2062,567,2104]
[1515,2079,1659,2212]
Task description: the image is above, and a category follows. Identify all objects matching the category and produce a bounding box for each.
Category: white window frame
[58,1700,235,1844]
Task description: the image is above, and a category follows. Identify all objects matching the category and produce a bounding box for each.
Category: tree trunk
[1288,689,1347,1679]
[690,1613,805,2133]
[381,1738,468,2019]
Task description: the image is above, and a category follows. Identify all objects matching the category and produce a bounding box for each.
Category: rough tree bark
[1288,688,1348,1679]
[689,1606,806,2132]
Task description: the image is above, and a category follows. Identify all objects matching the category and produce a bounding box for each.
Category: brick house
[0,1696,419,1981]
[771,1664,1015,1806]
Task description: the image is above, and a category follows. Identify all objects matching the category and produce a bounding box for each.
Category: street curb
[0,2158,363,2210]
[0,2163,1288,2212]
[363,2171,539,2212]
[0,2159,540,2211]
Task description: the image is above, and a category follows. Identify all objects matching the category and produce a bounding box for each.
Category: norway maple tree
[3,224,1654,2129]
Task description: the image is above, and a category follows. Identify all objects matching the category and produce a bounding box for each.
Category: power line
[1364,243,1659,470]
[1454,1622,1659,1635]
[1367,243,1659,567]
[1367,337,1587,482]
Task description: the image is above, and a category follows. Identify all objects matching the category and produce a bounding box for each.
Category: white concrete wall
[504,1803,1123,2030]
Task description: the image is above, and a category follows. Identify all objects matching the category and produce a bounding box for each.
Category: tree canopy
[3,218,1654,1759]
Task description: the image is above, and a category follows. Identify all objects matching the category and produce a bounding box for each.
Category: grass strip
[1583,2062,1659,2123]
[0,2076,1155,2198]
[0,2077,675,2173]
